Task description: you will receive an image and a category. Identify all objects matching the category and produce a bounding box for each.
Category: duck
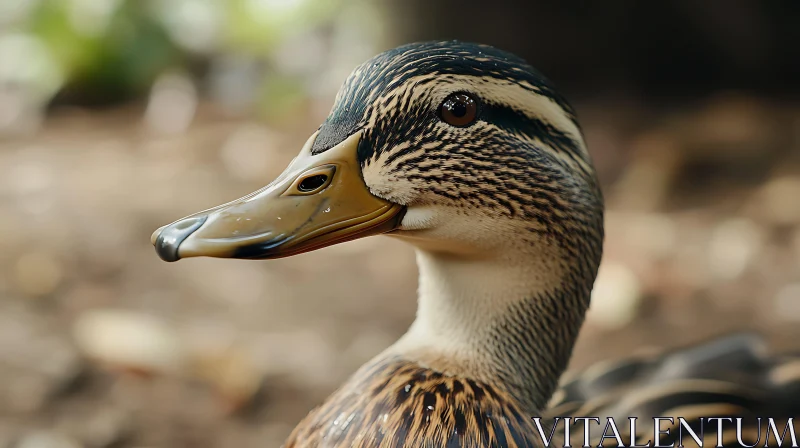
[151,41,800,447]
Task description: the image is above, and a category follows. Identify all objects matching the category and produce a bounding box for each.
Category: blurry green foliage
[28,0,179,104]
[224,0,340,54]
[10,0,342,108]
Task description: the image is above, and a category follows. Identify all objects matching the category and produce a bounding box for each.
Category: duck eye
[439,93,478,127]
[298,174,328,192]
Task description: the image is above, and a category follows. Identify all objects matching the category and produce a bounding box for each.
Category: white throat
[397,249,560,352]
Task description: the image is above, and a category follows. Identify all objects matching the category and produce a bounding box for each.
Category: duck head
[152,41,603,275]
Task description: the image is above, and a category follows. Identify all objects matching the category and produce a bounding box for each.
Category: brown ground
[0,94,798,447]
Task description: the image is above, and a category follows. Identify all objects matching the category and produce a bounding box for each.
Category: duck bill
[151,132,405,262]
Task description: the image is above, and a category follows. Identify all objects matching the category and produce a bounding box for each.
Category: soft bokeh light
[153,0,224,54]
[0,33,63,133]
[0,0,39,27]
[143,72,198,135]
[67,0,122,36]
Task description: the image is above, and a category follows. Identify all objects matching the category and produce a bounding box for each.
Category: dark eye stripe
[483,103,591,177]
[380,101,586,177]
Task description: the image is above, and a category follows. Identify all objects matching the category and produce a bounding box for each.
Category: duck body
[285,357,541,448]
[285,336,800,448]
[151,41,800,447]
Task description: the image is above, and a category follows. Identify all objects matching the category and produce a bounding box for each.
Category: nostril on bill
[298,174,328,192]
[154,215,207,262]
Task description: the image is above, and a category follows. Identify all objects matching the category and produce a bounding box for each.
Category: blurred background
[0,0,799,446]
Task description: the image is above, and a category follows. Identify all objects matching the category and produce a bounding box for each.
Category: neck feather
[388,247,592,414]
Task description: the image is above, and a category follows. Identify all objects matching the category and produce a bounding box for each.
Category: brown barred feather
[285,357,545,448]
[546,334,800,447]
[283,336,800,447]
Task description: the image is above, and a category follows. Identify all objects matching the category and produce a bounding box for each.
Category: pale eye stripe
[461,76,584,151]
